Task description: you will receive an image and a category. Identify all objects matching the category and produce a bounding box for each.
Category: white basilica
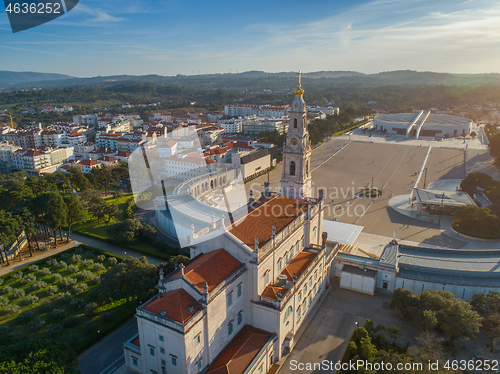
[123,76,337,374]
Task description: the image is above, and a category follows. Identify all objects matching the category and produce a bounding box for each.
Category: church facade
[123,77,335,374]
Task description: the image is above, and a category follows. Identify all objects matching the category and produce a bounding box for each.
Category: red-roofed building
[79,159,101,173]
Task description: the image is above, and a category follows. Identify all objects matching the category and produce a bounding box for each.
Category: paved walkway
[67,232,165,265]
[78,317,137,374]
[0,240,76,276]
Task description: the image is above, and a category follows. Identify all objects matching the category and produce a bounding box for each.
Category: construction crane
[0,114,14,128]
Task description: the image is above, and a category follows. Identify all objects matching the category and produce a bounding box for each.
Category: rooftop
[141,288,202,324]
[205,325,274,374]
[262,250,318,300]
[168,249,242,292]
[413,188,475,206]
[229,195,308,248]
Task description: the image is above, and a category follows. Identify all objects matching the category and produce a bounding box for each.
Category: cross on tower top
[297,70,302,87]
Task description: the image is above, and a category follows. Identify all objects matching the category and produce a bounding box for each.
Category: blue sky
[1,0,500,77]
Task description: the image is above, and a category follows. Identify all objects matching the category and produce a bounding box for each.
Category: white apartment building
[95,133,124,150]
[219,119,243,134]
[164,152,215,180]
[0,142,22,171]
[224,105,290,118]
[150,113,172,122]
[306,106,339,115]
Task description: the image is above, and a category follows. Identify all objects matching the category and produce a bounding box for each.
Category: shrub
[83,321,95,335]
[64,315,82,328]
[16,311,34,324]
[11,289,25,299]
[51,274,62,283]
[45,285,58,296]
[40,303,53,313]
[81,259,94,268]
[76,270,93,281]
[55,261,67,270]
[84,302,98,316]
[61,333,78,346]
[0,325,9,335]
[27,264,39,272]
[2,305,20,315]
[51,308,66,320]
[97,255,106,262]
[89,275,101,286]
[70,298,85,310]
[70,254,82,264]
[45,258,57,267]
[101,312,115,323]
[10,271,22,280]
[20,274,36,285]
[32,281,47,290]
[38,267,51,276]
[59,277,77,289]
[1,286,12,294]
[72,283,88,294]
[67,265,79,274]
[0,296,8,307]
[93,263,105,272]
[0,279,3,286]
[55,291,71,302]
[108,257,117,266]
[11,331,23,341]
[22,295,39,305]
[29,317,44,331]
[46,324,62,337]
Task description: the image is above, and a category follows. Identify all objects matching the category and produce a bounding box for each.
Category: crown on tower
[294,70,304,96]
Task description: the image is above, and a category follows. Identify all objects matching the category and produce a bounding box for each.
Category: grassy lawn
[72,193,171,260]
[0,245,136,354]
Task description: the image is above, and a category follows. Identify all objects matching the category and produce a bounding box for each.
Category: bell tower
[281,71,312,200]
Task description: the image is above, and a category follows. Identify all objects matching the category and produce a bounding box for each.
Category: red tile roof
[262,285,287,300]
[169,249,242,292]
[142,289,202,324]
[80,159,100,166]
[282,251,317,281]
[205,325,273,374]
[230,195,308,248]
[131,336,140,347]
[261,250,317,300]
[97,156,118,162]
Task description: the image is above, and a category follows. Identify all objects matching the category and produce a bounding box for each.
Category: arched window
[264,270,270,285]
[290,161,296,176]
[283,306,292,322]
[306,160,309,176]
[294,118,297,128]
[278,258,282,271]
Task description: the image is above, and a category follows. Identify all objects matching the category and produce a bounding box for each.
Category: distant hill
[1,69,500,91]
[0,71,73,86]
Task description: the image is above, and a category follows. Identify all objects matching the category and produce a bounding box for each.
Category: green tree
[0,211,21,265]
[35,192,67,248]
[471,291,500,350]
[62,195,85,242]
